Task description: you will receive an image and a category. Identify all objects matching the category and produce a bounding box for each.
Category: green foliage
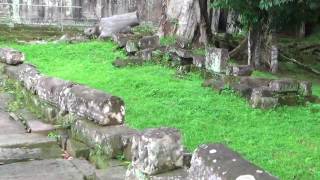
[47,131,61,140]
[2,40,320,179]
[132,23,155,36]
[89,144,109,169]
[160,36,177,46]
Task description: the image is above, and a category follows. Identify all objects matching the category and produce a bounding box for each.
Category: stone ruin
[88,12,317,110]
[0,47,280,179]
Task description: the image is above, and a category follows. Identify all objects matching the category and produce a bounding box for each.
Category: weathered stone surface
[130,128,184,175]
[126,40,139,54]
[299,81,312,96]
[71,119,137,158]
[96,160,127,180]
[136,48,155,61]
[84,26,100,39]
[35,76,74,107]
[0,110,25,135]
[0,48,25,65]
[62,85,125,126]
[193,55,206,68]
[0,159,96,180]
[138,36,160,50]
[4,64,41,92]
[150,169,188,180]
[188,144,278,180]
[205,47,229,73]
[0,133,57,148]
[278,95,300,106]
[112,33,134,48]
[250,87,278,109]
[66,139,90,159]
[269,79,300,93]
[99,12,139,38]
[227,65,253,76]
[0,148,41,164]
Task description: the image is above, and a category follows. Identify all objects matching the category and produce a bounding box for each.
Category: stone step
[0,159,96,180]
[96,160,127,180]
[0,147,60,165]
[0,133,57,148]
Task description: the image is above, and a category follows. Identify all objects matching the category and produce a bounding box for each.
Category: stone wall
[0,0,162,26]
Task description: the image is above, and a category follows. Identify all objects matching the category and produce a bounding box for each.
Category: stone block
[0,48,25,65]
[112,33,133,48]
[227,65,253,76]
[71,119,138,158]
[138,35,160,50]
[66,139,90,159]
[299,81,312,96]
[278,94,300,106]
[205,47,229,73]
[136,48,154,60]
[126,40,139,54]
[112,58,145,68]
[130,128,184,175]
[35,76,74,107]
[4,64,41,93]
[250,87,278,109]
[192,55,205,68]
[188,144,278,180]
[62,85,125,125]
[269,79,299,93]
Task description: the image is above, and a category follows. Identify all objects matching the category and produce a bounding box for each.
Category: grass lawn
[1,40,320,179]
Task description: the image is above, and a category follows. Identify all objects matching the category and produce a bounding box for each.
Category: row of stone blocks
[0,47,278,179]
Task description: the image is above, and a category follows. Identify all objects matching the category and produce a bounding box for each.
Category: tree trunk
[248,26,262,68]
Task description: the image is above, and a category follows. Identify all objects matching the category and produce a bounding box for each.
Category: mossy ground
[1,27,320,179]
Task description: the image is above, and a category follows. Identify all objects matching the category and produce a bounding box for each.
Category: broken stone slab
[227,65,253,76]
[62,85,125,126]
[0,159,96,180]
[269,79,300,93]
[99,11,140,38]
[299,81,312,96]
[112,58,145,68]
[66,139,90,159]
[205,47,229,73]
[130,127,184,175]
[112,33,134,48]
[138,35,160,50]
[0,147,60,165]
[0,133,56,148]
[35,76,74,107]
[188,144,278,180]
[169,47,193,59]
[126,40,139,54]
[0,48,25,65]
[136,48,155,61]
[4,64,41,93]
[71,119,138,158]
[250,87,278,109]
[16,109,55,134]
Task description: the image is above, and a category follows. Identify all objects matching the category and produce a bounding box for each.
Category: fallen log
[99,12,140,38]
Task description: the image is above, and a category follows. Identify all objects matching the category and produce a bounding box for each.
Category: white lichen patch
[236,175,256,180]
[209,149,217,154]
[256,170,263,174]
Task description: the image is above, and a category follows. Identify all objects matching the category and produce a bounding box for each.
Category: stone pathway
[0,90,127,180]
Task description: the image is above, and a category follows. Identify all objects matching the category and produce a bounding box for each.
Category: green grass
[1,41,320,179]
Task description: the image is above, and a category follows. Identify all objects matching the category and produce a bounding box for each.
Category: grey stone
[62,85,125,126]
[192,55,206,68]
[150,169,188,180]
[4,64,41,93]
[138,35,160,50]
[35,76,74,107]
[136,48,155,61]
[112,33,133,48]
[278,95,300,106]
[188,144,278,180]
[269,79,300,93]
[299,81,312,96]
[0,48,25,65]
[66,139,90,159]
[250,87,278,109]
[227,65,253,76]
[205,47,229,73]
[96,161,127,180]
[71,119,138,158]
[126,40,139,54]
[0,159,96,180]
[130,128,184,175]
[0,133,56,148]
[169,47,193,59]
[0,111,25,135]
